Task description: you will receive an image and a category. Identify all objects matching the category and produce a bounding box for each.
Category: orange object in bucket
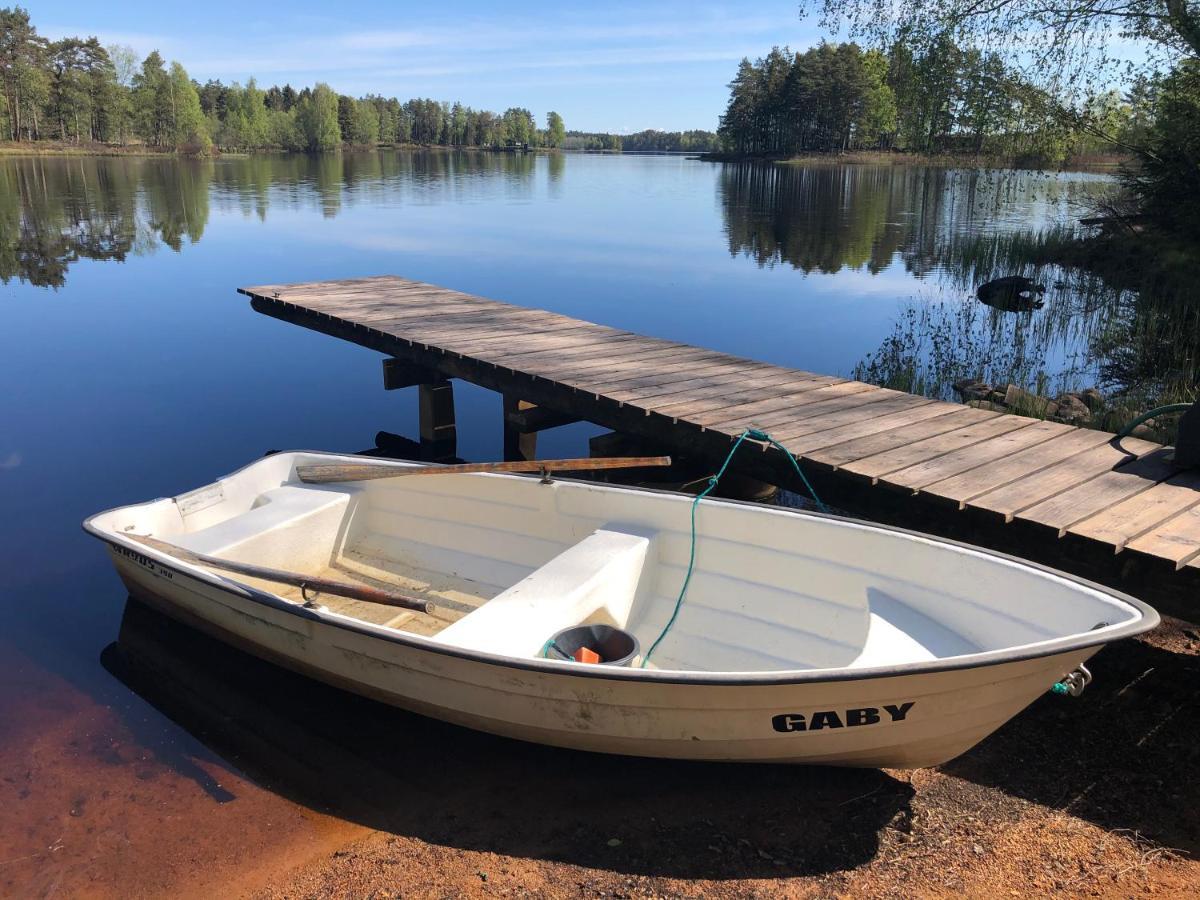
[573,646,601,664]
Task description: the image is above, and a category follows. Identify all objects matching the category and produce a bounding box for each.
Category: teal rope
[640,427,824,667]
[1116,403,1192,438]
[745,428,826,514]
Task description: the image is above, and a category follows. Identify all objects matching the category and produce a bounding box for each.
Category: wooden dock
[240,275,1200,619]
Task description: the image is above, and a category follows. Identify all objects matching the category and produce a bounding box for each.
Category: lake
[0,149,1119,893]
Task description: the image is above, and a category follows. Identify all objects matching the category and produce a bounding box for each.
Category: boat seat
[433,526,652,659]
[173,484,352,571]
[848,590,979,667]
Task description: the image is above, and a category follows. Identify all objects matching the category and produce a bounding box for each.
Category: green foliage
[0,8,571,154]
[45,37,116,142]
[798,0,1200,227]
[0,6,48,140]
[125,52,210,151]
[131,50,169,145]
[718,38,1142,163]
[167,62,208,151]
[346,97,379,146]
[296,83,341,152]
[1132,61,1200,235]
[545,110,565,148]
[719,43,901,154]
[500,107,536,145]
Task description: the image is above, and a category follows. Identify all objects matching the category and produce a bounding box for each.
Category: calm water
[0,150,1118,891]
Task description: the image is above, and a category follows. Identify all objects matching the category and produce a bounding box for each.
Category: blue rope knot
[641,427,824,667]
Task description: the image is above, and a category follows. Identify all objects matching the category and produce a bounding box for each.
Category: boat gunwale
[82,450,1161,688]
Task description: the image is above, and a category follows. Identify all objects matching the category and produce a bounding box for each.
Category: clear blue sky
[36,1,824,133]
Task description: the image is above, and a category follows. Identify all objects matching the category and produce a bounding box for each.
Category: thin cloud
[38,25,179,56]
[336,15,790,52]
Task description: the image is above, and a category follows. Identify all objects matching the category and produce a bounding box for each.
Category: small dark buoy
[976,276,1046,312]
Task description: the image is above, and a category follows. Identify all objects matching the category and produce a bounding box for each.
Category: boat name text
[771,702,915,733]
[113,543,174,579]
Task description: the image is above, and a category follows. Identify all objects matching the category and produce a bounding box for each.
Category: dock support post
[382,358,457,462]
[419,381,457,462]
[503,396,538,462]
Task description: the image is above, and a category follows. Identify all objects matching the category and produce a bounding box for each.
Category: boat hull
[108,547,1094,768]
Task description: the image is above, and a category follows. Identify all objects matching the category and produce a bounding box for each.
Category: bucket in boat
[547,624,640,667]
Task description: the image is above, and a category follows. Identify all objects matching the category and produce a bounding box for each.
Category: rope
[1116,403,1192,438]
[640,427,824,667]
[1050,664,1092,697]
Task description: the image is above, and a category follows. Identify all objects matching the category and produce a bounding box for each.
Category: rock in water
[1055,394,1092,425]
[976,276,1046,312]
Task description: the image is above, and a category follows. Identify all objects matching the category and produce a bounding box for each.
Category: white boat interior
[91,451,1146,674]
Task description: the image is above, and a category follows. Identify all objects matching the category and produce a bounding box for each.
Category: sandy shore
[3,602,1197,898]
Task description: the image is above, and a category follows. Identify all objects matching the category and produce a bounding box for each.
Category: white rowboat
[85,451,1158,768]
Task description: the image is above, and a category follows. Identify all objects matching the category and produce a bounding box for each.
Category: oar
[125,534,431,613]
[296,455,672,485]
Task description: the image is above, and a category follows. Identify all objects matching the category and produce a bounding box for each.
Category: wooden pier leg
[418,380,457,462]
[382,358,457,462]
[503,396,538,462]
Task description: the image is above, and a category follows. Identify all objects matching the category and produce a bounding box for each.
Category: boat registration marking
[113,543,176,580]
[174,483,225,517]
[771,702,915,733]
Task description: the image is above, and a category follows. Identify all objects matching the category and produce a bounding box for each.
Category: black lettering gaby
[771,702,915,733]
[883,701,914,722]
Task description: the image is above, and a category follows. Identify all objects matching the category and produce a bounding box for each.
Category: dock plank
[809,407,999,468]
[1070,471,1200,551]
[777,400,957,452]
[1014,448,1178,535]
[1127,504,1200,567]
[841,415,1035,481]
[965,438,1159,521]
[605,371,833,406]
[671,381,878,424]
[921,427,1116,508]
[884,420,1075,492]
[597,360,801,399]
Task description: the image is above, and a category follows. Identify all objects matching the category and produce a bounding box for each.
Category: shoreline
[0,140,556,158]
[698,149,1129,172]
[0,142,1123,172]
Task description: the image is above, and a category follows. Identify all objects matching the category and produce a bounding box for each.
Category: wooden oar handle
[296,455,672,484]
[126,534,430,613]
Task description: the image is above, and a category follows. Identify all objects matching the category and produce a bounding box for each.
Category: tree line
[562,129,719,152]
[716,40,1150,163]
[0,7,567,153]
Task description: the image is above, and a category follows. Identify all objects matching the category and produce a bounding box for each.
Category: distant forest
[563,129,719,152]
[717,41,1147,163]
[0,7,570,153]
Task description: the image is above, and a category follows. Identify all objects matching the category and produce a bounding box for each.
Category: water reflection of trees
[208,149,538,218]
[718,162,1100,276]
[0,156,212,287]
[1,150,540,288]
[719,162,1192,404]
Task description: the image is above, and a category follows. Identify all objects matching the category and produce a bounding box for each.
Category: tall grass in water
[851,298,1087,402]
[857,222,1199,427]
